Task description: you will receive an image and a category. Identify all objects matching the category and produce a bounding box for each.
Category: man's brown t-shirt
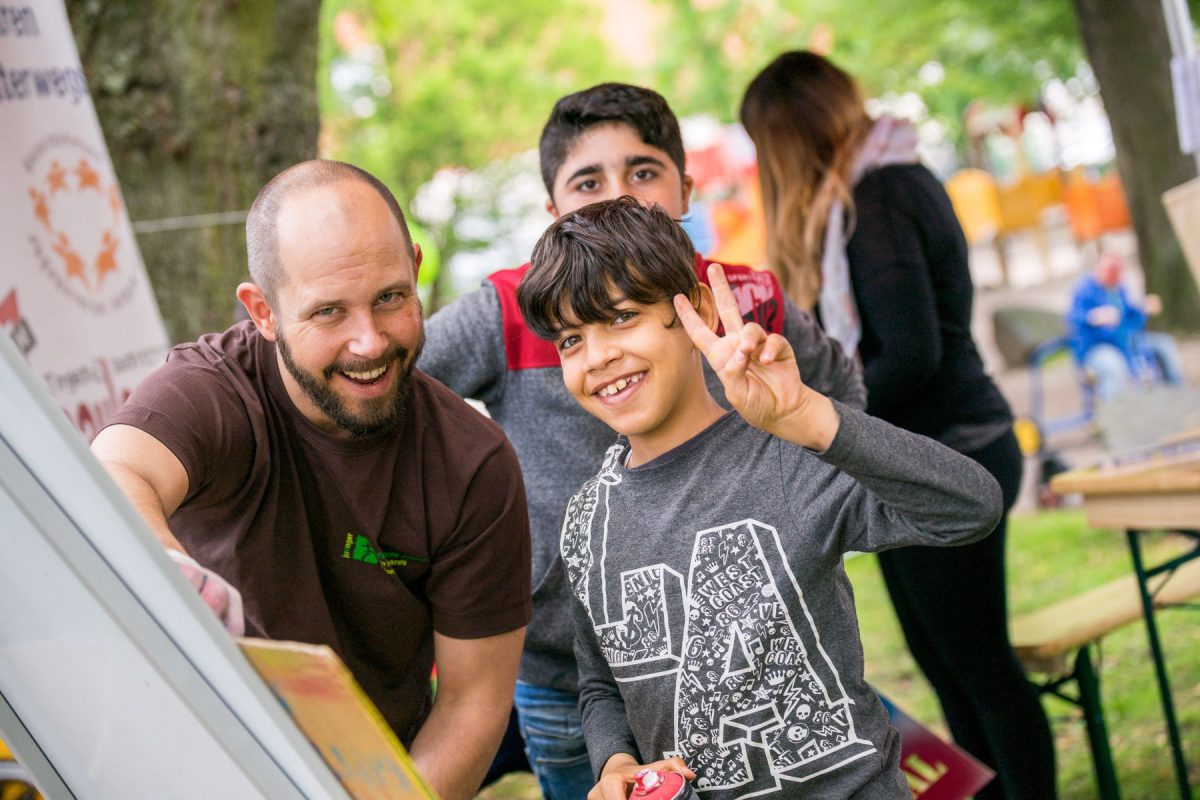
[106,321,532,744]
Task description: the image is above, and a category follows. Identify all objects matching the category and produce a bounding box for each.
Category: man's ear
[545,196,559,218]
[412,242,423,282]
[236,282,278,342]
[680,173,695,217]
[692,283,719,332]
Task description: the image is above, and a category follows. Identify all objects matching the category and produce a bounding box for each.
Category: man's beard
[277,331,424,438]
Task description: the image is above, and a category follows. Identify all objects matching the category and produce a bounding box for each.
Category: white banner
[1,1,168,440]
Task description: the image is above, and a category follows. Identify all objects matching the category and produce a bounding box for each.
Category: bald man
[91,160,531,799]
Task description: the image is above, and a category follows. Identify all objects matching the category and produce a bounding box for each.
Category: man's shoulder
[166,320,263,376]
[1071,274,1105,300]
[104,323,263,485]
[122,322,265,413]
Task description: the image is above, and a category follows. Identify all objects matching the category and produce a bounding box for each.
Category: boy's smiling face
[548,122,694,220]
[554,288,722,465]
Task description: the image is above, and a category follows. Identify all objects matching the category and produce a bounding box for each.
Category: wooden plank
[1081,492,1200,531]
[1011,556,1200,667]
[1051,456,1200,496]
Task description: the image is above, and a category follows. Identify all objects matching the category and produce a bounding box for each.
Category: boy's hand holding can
[590,754,695,800]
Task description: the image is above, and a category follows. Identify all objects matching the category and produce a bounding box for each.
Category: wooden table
[1052,454,1200,799]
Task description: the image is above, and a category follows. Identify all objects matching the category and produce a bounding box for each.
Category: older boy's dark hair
[538,83,687,196]
[519,197,698,341]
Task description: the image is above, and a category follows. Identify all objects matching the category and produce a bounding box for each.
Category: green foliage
[319,0,625,203]
[649,0,1083,135]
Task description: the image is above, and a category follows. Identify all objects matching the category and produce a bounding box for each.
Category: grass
[481,508,1200,799]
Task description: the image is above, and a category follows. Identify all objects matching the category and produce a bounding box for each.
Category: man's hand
[674,263,840,451]
[1144,294,1163,316]
[167,550,245,636]
[590,754,695,800]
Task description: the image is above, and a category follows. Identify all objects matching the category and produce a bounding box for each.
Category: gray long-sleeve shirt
[565,406,1001,798]
[419,259,866,691]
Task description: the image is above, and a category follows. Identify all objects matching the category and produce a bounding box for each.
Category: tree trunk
[1072,0,1200,331]
[66,0,321,344]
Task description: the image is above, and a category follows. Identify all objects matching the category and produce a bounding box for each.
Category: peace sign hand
[673,264,840,451]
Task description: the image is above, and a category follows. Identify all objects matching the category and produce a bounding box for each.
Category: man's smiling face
[267,179,424,438]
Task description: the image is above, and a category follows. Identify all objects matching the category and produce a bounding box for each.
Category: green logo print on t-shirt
[341,533,427,575]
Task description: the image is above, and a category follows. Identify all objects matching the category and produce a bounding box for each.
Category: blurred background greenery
[68,0,1200,342]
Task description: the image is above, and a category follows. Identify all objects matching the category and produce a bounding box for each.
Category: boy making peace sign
[517,197,1002,800]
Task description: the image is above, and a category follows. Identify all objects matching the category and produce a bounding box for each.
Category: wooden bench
[1010,555,1200,799]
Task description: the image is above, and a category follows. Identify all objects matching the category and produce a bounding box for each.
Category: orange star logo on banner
[29,159,125,292]
[47,161,68,194]
[75,159,101,192]
[95,232,120,286]
[29,188,51,230]
[52,233,89,287]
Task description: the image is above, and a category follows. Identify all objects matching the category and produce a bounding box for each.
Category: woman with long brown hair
[741,51,1056,799]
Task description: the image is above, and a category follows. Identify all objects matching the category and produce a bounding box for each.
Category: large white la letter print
[674,520,876,794]
[560,445,685,679]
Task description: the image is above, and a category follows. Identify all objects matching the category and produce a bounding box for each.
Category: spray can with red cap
[631,768,699,800]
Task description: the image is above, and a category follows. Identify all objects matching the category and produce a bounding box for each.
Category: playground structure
[678,110,1134,283]
[946,165,1133,285]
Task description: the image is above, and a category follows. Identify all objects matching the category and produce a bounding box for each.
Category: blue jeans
[514,681,594,800]
[1084,333,1185,400]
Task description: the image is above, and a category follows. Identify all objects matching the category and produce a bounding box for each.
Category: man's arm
[91,424,244,633]
[408,627,524,800]
[1118,285,1147,329]
[91,424,190,551]
[412,424,530,796]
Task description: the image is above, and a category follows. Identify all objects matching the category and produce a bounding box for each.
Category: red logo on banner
[0,288,36,356]
[28,157,123,291]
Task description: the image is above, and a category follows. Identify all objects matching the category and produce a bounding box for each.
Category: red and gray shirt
[419,255,865,694]
[106,321,532,744]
